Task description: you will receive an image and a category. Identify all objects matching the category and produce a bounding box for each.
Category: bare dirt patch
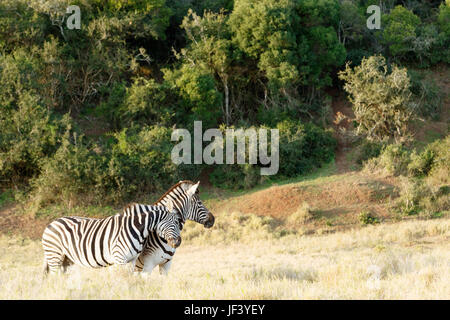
[210,172,398,232]
[0,204,49,240]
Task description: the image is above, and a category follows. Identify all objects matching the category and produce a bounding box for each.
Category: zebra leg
[43,251,66,274]
[61,256,74,273]
[158,259,172,276]
[134,253,159,275]
[133,252,145,273]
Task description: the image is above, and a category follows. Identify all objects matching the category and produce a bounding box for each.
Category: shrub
[425,135,450,187]
[96,78,179,130]
[164,65,223,128]
[381,6,421,59]
[29,125,204,207]
[102,125,202,202]
[408,148,435,177]
[408,70,442,120]
[358,210,379,225]
[287,202,315,225]
[354,140,383,165]
[364,144,411,176]
[30,132,105,208]
[393,177,448,218]
[210,163,263,190]
[209,120,336,189]
[339,55,414,143]
[0,92,71,184]
[276,120,336,178]
[434,0,450,64]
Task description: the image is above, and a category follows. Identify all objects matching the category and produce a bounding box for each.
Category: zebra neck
[158,198,187,222]
[124,204,159,240]
[142,210,160,239]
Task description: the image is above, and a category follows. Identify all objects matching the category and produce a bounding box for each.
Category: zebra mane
[121,202,137,214]
[154,180,197,205]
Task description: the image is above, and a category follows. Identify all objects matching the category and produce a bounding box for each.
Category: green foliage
[0,0,48,50]
[338,0,365,47]
[276,120,336,178]
[211,163,263,190]
[437,0,450,37]
[408,148,435,178]
[103,125,201,202]
[210,120,336,189]
[339,55,414,143]
[164,65,222,128]
[88,0,172,40]
[358,210,379,225]
[435,0,450,64]
[408,70,442,120]
[422,135,450,187]
[30,133,105,207]
[0,48,41,109]
[353,139,383,165]
[381,5,421,58]
[364,144,411,176]
[230,0,345,91]
[31,125,203,206]
[363,136,450,218]
[0,189,14,207]
[96,78,178,129]
[0,92,72,184]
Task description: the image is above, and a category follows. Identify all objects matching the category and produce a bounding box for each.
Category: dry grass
[0,217,449,299]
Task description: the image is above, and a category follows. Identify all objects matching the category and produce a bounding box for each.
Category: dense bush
[365,135,449,218]
[30,125,203,206]
[210,120,336,189]
[0,92,71,184]
[353,139,383,165]
[276,120,336,177]
[381,5,421,59]
[364,144,411,176]
[339,55,414,143]
[96,78,179,129]
[358,210,380,225]
[30,132,105,207]
[408,70,442,120]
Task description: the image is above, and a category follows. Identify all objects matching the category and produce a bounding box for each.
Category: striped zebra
[42,203,181,274]
[133,180,214,274]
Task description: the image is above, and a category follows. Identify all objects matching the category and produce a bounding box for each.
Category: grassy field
[1,218,448,299]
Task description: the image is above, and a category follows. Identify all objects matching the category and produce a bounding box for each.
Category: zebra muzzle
[169,236,182,248]
[204,212,215,228]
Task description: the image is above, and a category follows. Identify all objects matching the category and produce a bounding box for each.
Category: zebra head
[156,180,215,229]
[155,203,182,248]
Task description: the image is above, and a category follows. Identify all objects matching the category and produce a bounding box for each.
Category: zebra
[133,180,214,275]
[42,202,182,274]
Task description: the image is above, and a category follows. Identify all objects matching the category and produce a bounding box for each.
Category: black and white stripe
[134,180,214,274]
[42,203,181,274]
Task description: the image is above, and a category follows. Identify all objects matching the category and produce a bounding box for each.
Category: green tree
[178,9,232,124]
[338,55,414,143]
[229,0,345,101]
[381,5,421,58]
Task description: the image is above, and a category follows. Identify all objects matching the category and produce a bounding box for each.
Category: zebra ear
[186,181,200,197]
